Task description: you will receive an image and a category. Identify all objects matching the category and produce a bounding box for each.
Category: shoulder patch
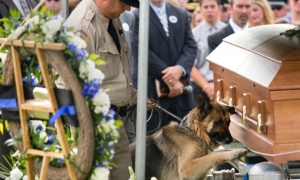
[73,28,90,43]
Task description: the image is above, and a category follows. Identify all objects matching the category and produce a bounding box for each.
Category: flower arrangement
[0,8,123,180]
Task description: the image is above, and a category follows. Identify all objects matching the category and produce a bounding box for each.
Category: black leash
[124,100,185,139]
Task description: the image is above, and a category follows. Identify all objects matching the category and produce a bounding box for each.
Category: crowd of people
[0,0,299,179]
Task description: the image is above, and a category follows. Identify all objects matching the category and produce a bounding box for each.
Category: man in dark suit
[132,0,197,131]
[0,0,38,20]
[208,0,251,52]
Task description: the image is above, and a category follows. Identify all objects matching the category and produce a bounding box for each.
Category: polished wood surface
[208,24,300,163]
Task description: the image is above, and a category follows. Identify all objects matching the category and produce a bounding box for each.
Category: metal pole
[61,0,69,20]
[135,0,149,179]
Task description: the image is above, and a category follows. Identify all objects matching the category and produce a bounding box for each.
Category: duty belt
[110,105,127,118]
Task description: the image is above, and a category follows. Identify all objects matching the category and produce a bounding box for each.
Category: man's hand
[147,97,153,110]
[168,80,184,98]
[203,82,214,101]
[162,66,183,85]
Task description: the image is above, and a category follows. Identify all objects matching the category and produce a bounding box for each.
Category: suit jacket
[0,0,38,19]
[0,0,18,19]
[207,24,234,53]
[132,3,197,111]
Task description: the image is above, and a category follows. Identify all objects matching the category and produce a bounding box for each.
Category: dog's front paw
[228,148,249,160]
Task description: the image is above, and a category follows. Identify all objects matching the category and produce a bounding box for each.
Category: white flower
[25,15,40,31]
[39,131,47,140]
[68,36,87,48]
[90,167,110,180]
[52,15,64,23]
[11,150,20,158]
[41,19,62,37]
[94,105,110,115]
[151,178,158,180]
[30,120,46,133]
[45,34,54,42]
[70,147,78,156]
[10,167,23,180]
[99,121,111,132]
[87,68,105,82]
[11,26,25,39]
[22,175,28,180]
[79,59,95,77]
[92,89,110,115]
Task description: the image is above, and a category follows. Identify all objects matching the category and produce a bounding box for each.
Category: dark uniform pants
[110,120,132,180]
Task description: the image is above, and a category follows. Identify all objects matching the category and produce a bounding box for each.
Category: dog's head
[189,92,235,150]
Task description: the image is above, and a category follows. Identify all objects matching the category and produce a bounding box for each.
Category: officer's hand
[147,97,153,110]
[203,82,214,101]
[162,66,183,84]
[168,80,184,98]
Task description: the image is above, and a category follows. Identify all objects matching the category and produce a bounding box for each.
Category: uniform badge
[122,23,130,32]
[169,16,178,23]
[73,28,90,43]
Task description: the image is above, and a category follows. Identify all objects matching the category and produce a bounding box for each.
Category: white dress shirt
[12,0,27,17]
[192,20,226,82]
[229,18,249,33]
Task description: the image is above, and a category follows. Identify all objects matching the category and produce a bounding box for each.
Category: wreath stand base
[0,37,94,180]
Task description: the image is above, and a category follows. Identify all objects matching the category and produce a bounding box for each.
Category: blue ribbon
[49,106,77,125]
[0,99,18,109]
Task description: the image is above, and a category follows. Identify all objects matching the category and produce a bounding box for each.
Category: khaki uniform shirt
[64,0,137,107]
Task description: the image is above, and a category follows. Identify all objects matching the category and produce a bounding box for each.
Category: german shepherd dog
[130,92,248,180]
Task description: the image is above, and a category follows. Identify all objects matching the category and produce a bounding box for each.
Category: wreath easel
[0,37,94,180]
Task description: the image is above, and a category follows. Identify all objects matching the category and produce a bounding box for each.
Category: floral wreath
[0,8,122,180]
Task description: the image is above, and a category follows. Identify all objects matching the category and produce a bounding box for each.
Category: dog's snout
[225,136,233,144]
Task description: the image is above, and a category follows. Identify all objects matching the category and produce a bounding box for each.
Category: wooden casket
[207,24,300,164]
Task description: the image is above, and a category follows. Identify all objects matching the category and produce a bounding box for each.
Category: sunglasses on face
[47,0,60,2]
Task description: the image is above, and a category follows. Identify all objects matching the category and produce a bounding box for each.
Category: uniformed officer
[64,0,141,179]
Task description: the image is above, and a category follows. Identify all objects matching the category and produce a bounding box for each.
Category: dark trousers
[110,122,132,180]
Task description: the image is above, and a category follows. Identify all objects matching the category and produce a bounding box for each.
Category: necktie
[108,20,121,53]
[19,0,31,17]
[209,26,218,34]
[158,8,169,37]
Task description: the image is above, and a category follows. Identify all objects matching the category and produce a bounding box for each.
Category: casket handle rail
[257,100,267,133]
[216,79,223,102]
[229,86,236,107]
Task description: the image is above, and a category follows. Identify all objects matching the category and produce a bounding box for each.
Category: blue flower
[15,21,21,28]
[102,109,116,121]
[36,125,43,131]
[56,158,65,164]
[25,23,30,29]
[45,135,56,144]
[25,57,31,61]
[82,79,101,98]
[67,43,86,61]
[95,162,105,168]
[0,66,2,71]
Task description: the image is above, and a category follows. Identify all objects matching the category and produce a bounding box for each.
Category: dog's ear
[225,106,236,114]
[196,91,213,119]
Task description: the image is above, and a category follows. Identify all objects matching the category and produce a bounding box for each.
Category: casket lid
[207,24,300,90]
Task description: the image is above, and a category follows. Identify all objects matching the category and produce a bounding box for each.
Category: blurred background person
[208,0,252,52]
[249,0,274,26]
[190,5,203,27]
[282,0,300,24]
[191,0,225,100]
[167,0,180,6]
[0,0,38,20]
[220,0,230,22]
[44,0,62,14]
[69,0,81,14]
[178,0,189,8]
[268,0,289,20]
